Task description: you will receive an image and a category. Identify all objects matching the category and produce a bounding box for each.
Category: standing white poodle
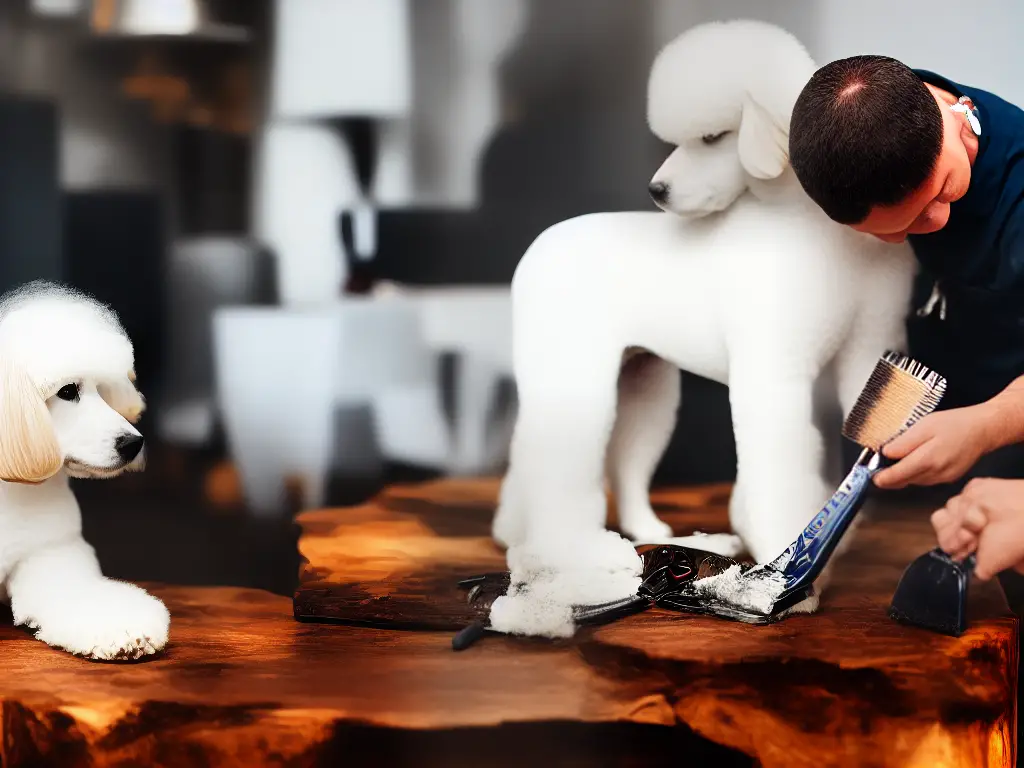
[0,282,169,659]
[493,21,917,590]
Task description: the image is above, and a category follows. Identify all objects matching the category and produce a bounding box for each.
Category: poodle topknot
[647,20,816,193]
[0,281,135,394]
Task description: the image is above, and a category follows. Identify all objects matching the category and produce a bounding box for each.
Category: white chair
[372,285,513,474]
[213,298,431,515]
[213,308,339,514]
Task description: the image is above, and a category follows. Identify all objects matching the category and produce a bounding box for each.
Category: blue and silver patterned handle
[774,453,886,599]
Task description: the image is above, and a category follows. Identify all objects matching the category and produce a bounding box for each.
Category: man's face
[851,86,979,243]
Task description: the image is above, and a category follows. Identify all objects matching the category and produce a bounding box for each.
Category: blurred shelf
[84,22,252,44]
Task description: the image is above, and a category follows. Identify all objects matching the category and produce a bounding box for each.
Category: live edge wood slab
[294,478,1019,768]
[0,481,1014,767]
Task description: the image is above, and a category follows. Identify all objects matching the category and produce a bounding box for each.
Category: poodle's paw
[776,590,820,618]
[494,530,644,638]
[731,474,834,563]
[619,508,674,544]
[24,579,169,661]
[579,529,644,574]
[514,529,642,577]
[556,529,643,575]
[741,534,791,566]
[664,532,745,558]
[738,499,828,564]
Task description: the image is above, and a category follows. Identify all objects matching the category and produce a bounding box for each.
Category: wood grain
[293,478,1018,767]
[0,585,759,766]
[0,480,1014,766]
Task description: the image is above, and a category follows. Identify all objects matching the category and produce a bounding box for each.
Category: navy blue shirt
[907,70,1024,407]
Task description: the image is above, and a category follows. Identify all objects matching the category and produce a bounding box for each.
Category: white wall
[651,0,1024,107]
[650,0,820,55]
[811,0,1024,107]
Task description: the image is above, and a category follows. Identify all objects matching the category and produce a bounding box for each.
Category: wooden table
[0,480,1016,767]
[294,479,1018,767]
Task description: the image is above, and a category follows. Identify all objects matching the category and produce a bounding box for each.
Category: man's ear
[737,94,790,180]
[0,358,61,483]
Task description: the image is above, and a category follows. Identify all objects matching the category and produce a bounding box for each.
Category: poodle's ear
[737,94,790,180]
[0,357,62,483]
[99,371,146,424]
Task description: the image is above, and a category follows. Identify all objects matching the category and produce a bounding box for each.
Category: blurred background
[2,0,1022,596]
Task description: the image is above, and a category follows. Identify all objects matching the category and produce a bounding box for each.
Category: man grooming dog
[0,281,169,659]
[788,58,1024,580]
[491,20,918,635]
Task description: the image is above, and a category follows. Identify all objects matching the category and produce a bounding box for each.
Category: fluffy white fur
[491,20,917,629]
[0,281,169,660]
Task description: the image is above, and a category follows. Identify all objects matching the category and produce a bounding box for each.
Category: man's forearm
[979,375,1024,451]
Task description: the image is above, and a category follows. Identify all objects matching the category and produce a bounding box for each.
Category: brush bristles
[842,351,947,451]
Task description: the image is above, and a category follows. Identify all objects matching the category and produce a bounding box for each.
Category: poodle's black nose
[648,181,669,204]
[115,434,144,463]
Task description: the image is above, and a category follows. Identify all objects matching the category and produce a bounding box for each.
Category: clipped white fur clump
[692,564,785,615]
[489,532,643,638]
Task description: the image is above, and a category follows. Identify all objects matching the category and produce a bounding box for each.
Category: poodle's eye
[702,131,729,145]
[56,383,80,402]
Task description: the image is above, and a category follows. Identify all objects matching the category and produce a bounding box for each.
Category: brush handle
[774,456,881,598]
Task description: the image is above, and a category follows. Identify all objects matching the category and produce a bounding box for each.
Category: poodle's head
[647,20,817,217]
[0,282,146,484]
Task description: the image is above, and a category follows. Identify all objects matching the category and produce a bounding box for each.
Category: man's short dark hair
[789,55,944,225]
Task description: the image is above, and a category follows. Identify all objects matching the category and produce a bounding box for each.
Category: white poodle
[0,281,169,659]
[493,21,917,594]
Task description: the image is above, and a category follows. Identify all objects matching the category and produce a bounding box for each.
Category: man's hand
[873,406,996,489]
[931,478,1024,580]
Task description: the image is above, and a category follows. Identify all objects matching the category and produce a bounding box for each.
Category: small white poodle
[0,281,169,659]
[493,21,917,596]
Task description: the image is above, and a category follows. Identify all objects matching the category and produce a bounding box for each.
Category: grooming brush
[681,351,946,620]
[770,351,947,603]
